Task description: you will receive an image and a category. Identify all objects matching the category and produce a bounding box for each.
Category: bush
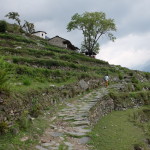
[0,59,11,93]
[0,121,8,134]
[131,76,139,84]
[17,110,31,130]
[118,73,123,80]
[0,20,7,33]
[22,77,31,86]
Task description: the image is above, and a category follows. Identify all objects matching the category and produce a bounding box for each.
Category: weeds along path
[34,84,116,150]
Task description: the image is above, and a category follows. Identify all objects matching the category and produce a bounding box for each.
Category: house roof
[32,31,47,34]
[49,36,79,50]
[49,35,68,41]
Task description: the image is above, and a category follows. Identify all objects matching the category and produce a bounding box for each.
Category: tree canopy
[67,12,117,56]
[5,12,35,34]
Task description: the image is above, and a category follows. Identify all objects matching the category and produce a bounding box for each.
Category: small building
[32,31,47,39]
[48,36,79,51]
[82,51,96,58]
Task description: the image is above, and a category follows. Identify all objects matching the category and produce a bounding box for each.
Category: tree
[67,12,116,56]
[23,20,35,34]
[5,12,35,34]
[5,12,21,27]
[0,20,7,33]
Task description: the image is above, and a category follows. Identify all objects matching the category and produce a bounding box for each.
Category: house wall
[48,37,67,48]
[32,32,46,39]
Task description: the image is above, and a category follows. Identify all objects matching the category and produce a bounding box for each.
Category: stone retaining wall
[89,95,114,125]
[0,79,101,126]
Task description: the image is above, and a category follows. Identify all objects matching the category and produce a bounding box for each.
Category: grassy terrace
[89,106,150,150]
[0,32,118,94]
[0,32,148,93]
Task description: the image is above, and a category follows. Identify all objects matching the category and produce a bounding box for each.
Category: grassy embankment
[89,106,150,150]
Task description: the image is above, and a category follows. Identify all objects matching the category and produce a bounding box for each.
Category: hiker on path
[104,75,109,87]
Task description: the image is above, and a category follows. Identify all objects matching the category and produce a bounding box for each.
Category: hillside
[0,30,150,150]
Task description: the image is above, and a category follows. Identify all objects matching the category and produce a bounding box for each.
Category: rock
[134,145,144,150]
[35,145,48,150]
[66,131,86,137]
[0,98,4,105]
[79,80,89,90]
[49,124,57,129]
[146,138,150,145]
[64,142,73,148]
[42,143,52,146]
[20,136,29,142]
[72,120,90,126]
[78,137,90,144]
[49,132,63,137]
[15,46,22,49]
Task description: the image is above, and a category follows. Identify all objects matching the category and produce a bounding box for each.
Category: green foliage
[5,12,35,34]
[89,109,148,150]
[23,20,35,34]
[0,33,35,43]
[131,76,139,84]
[58,144,69,150]
[0,20,7,33]
[67,11,116,54]
[0,122,9,134]
[17,110,31,130]
[118,73,123,80]
[134,83,142,91]
[0,58,12,93]
[5,12,21,27]
[22,77,31,86]
[129,106,150,138]
[29,104,42,118]
[144,72,150,80]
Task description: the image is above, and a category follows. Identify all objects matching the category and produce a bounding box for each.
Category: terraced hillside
[0,31,150,149]
[0,32,122,124]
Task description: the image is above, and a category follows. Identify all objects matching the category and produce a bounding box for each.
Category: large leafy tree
[67,12,117,56]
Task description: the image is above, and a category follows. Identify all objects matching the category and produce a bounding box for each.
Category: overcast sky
[1,0,150,71]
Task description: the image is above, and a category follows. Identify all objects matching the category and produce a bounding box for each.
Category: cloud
[96,33,150,70]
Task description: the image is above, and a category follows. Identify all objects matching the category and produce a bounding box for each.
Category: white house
[32,31,47,39]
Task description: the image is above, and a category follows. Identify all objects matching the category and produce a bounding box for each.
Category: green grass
[0,115,49,150]
[89,108,149,150]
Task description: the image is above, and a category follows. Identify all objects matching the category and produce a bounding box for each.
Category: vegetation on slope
[0,23,149,149]
[89,106,150,150]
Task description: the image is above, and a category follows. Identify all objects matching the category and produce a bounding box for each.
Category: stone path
[35,87,110,150]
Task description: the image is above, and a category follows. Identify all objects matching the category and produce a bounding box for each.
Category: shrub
[131,76,139,84]
[0,58,11,93]
[0,121,8,134]
[0,20,7,33]
[17,110,31,130]
[22,77,31,86]
[134,83,142,91]
[118,73,123,80]
[29,103,42,118]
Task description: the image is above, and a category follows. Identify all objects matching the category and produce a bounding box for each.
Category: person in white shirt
[104,75,109,87]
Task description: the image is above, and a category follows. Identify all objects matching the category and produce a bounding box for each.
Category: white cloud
[96,33,150,69]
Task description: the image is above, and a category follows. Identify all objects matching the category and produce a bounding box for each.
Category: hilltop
[0,25,150,149]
